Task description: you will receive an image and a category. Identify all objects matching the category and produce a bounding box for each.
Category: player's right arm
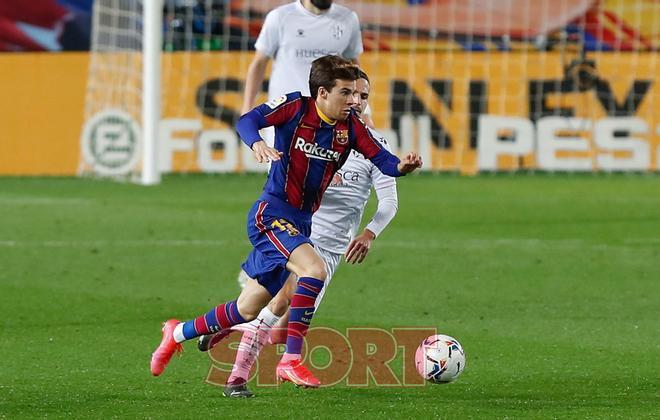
[345,146,399,264]
[236,92,304,162]
[241,7,281,114]
[344,179,398,264]
[241,51,270,115]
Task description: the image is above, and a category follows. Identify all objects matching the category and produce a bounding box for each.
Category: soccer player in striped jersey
[150,56,422,388]
[200,70,399,398]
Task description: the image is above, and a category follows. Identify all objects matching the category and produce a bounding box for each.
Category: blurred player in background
[200,70,397,397]
[241,0,369,135]
[150,56,422,389]
[242,0,363,113]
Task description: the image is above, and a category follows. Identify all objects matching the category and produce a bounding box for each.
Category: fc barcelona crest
[335,129,349,145]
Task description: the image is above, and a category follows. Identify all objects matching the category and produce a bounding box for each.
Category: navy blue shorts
[241,196,312,297]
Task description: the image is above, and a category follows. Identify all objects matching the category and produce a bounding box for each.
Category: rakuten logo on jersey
[294,137,341,162]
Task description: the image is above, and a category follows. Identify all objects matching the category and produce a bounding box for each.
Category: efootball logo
[294,138,341,162]
[80,108,141,176]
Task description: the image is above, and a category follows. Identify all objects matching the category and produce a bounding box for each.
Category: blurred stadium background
[0,0,658,177]
[2,2,659,417]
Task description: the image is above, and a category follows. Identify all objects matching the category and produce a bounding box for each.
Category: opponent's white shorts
[237,245,342,310]
[313,245,342,309]
[261,126,275,148]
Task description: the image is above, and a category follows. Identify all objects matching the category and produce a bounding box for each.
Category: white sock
[257,307,280,328]
[238,306,280,333]
[173,322,186,343]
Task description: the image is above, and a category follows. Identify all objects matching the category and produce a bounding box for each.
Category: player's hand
[252,140,283,163]
[397,152,423,174]
[345,229,376,264]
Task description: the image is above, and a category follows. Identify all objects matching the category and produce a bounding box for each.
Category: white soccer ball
[415,334,465,383]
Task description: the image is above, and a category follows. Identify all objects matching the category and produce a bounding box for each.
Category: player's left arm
[352,115,422,176]
[345,172,398,264]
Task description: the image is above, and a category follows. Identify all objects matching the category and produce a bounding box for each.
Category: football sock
[268,325,288,345]
[227,307,280,384]
[174,299,246,343]
[284,277,324,357]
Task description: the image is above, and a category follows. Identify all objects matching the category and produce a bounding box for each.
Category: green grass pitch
[0,173,658,418]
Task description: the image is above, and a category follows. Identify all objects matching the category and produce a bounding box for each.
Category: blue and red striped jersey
[237,92,403,214]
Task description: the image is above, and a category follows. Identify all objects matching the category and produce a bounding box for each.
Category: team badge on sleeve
[265,95,287,109]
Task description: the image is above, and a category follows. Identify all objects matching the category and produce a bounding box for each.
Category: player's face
[318,79,357,121]
[354,78,370,116]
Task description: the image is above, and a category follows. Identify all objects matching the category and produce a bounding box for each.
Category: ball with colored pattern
[415,334,465,383]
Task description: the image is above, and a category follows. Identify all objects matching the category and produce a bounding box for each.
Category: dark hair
[358,69,369,83]
[309,55,359,99]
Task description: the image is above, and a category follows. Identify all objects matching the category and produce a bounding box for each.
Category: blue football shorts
[241,199,312,296]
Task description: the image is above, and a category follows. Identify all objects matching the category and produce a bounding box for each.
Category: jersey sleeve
[236,92,303,148]
[365,175,398,238]
[365,129,398,236]
[343,11,364,59]
[254,8,280,57]
[352,115,403,177]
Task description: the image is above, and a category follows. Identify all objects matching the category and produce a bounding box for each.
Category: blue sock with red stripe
[285,277,325,356]
[177,300,246,342]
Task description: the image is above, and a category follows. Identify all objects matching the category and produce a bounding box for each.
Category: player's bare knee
[236,295,263,321]
[300,261,327,281]
[236,305,259,322]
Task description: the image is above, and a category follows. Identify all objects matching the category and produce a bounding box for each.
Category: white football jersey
[311,129,397,254]
[255,1,363,100]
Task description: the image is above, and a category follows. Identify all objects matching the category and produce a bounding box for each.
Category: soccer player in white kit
[242,0,363,113]
[201,71,399,397]
[241,0,366,144]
